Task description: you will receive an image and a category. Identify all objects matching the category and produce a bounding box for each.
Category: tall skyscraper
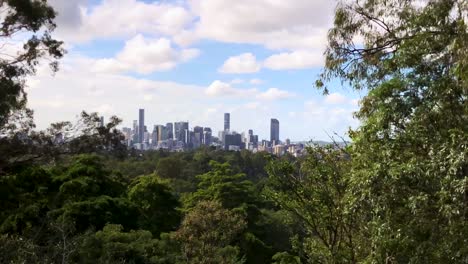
[166,123,173,139]
[132,120,138,143]
[224,113,230,131]
[270,118,280,144]
[203,127,212,145]
[156,125,166,141]
[99,116,104,127]
[193,126,203,148]
[174,122,189,143]
[138,109,145,143]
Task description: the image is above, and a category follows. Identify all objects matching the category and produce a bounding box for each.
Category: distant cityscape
[118,109,307,157]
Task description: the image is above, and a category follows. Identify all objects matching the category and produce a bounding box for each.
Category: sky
[23,0,364,141]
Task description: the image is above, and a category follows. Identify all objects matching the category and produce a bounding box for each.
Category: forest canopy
[0,0,466,263]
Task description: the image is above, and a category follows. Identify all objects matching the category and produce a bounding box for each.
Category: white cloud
[230,78,245,84]
[249,78,264,85]
[92,35,199,74]
[92,104,114,114]
[205,81,293,101]
[325,92,348,104]
[52,0,194,43]
[143,94,153,101]
[264,50,323,70]
[205,80,257,97]
[257,88,295,101]
[244,101,261,110]
[92,58,129,74]
[190,0,334,50]
[218,53,261,74]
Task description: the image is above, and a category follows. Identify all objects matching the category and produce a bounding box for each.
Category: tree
[266,145,362,263]
[48,154,139,233]
[186,160,259,210]
[174,201,246,264]
[128,174,181,236]
[75,224,160,264]
[320,0,467,262]
[0,111,127,175]
[0,0,64,128]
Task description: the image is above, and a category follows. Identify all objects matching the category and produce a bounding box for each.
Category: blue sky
[25,0,363,141]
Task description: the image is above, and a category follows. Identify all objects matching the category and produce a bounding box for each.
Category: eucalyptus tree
[319,0,467,262]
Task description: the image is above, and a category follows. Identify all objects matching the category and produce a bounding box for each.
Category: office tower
[166,123,173,139]
[218,130,226,144]
[248,129,253,136]
[270,118,280,144]
[151,125,158,145]
[194,126,203,135]
[143,131,150,144]
[174,122,189,143]
[203,127,212,145]
[193,126,203,148]
[132,120,138,143]
[138,109,144,143]
[99,116,104,127]
[224,133,242,150]
[185,129,191,145]
[156,125,166,141]
[224,113,230,131]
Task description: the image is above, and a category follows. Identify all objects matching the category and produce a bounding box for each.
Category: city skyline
[24,0,361,141]
[121,108,298,155]
[127,108,282,144]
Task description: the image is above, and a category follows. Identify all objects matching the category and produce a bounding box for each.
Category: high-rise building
[132,120,138,143]
[174,122,189,143]
[99,116,104,127]
[156,125,166,141]
[138,109,145,143]
[193,126,203,148]
[224,113,230,131]
[203,127,212,145]
[224,133,242,150]
[166,123,173,139]
[270,118,280,144]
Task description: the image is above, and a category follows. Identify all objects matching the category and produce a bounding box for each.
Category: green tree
[186,160,259,210]
[0,0,64,127]
[49,155,139,233]
[75,224,159,264]
[320,0,467,262]
[266,145,361,263]
[128,174,181,236]
[174,200,246,264]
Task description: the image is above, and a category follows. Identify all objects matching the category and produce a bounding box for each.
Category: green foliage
[174,200,246,264]
[128,174,181,236]
[319,0,468,262]
[272,252,301,264]
[186,160,259,210]
[75,224,159,264]
[266,145,362,263]
[0,0,64,127]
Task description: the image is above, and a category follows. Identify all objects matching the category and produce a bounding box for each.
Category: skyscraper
[174,122,189,143]
[166,123,173,140]
[193,126,203,148]
[156,125,166,141]
[132,120,138,143]
[138,109,144,143]
[270,118,280,144]
[203,127,212,145]
[99,116,104,127]
[224,113,230,131]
